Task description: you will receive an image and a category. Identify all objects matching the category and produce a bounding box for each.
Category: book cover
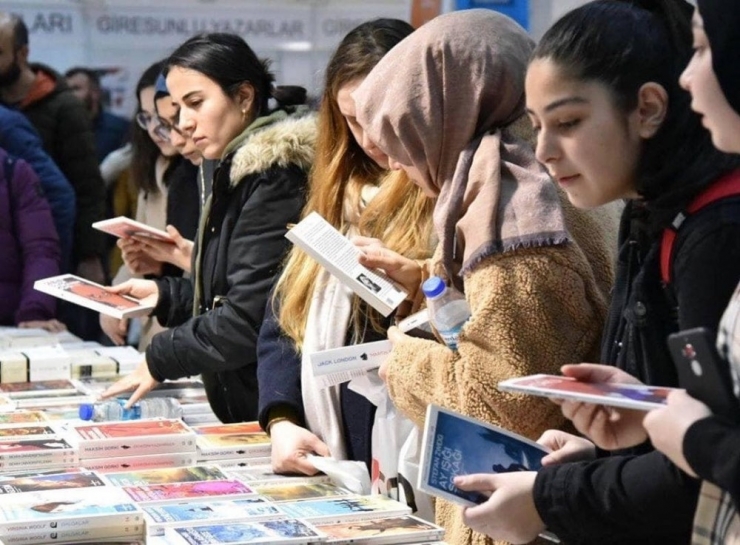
[103,465,229,487]
[0,412,48,425]
[279,495,411,523]
[33,275,154,320]
[0,351,28,384]
[82,451,198,473]
[225,465,333,486]
[309,341,392,389]
[285,212,407,317]
[418,404,548,506]
[0,425,58,441]
[314,514,445,545]
[253,482,351,503]
[121,480,255,504]
[143,497,284,535]
[0,380,78,398]
[65,418,196,459]
[0,438,78,470]
[0,471,104,494]
[0,486,142,532]
[194,422,271,460]
[497,374,676,411]
[13,393,93,410]
[92,217,174,243]
[164,518,324,545]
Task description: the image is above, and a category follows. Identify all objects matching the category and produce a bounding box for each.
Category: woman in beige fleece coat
[352,10,618,545]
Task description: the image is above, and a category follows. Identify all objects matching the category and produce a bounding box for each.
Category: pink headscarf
[353,9,568,280]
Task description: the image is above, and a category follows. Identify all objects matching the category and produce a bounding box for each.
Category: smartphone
[667,327,740,421]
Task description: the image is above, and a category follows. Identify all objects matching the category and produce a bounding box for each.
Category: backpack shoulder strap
[661,169,740,285]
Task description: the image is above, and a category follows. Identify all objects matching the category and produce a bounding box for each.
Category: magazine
[497,374,677,411]
[279,495,411,523]
[309,340,392,389]
[418,404,549,507]
[33,275,154,320]
[103,465,229,487]
[313,514,445,545]
[162,518,324,545]
[121,480,256,505]
[143,497,285,536]
[285,212,407,317]
[92,216,174,243]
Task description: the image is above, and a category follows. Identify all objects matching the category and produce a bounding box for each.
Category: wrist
[265,406,300,436]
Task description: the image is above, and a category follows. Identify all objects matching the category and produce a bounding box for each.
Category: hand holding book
[353,235,423,295]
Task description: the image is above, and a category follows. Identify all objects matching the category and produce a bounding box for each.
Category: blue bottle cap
[422,276,446,298]
[78,403,94,421]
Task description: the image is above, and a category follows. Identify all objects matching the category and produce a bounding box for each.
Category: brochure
[93,216,174,243]
[285,212,407,317]
[33,275,154,320]
[418,404,549,506]
[497,374,677,411]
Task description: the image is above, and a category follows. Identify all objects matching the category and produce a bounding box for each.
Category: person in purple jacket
[0,147,63,331]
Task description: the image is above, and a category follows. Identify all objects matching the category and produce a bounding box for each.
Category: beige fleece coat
[385,200,620,545]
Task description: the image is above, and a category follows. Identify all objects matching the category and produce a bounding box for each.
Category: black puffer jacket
[20,63,105,262]
[146,111,314,423]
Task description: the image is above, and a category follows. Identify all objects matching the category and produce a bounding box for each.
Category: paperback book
[279,495,411,523]
[0,437,78,471]
[0,412,48,425]
[418,404,548,506]
[92,217,174,243]
[103,465,229,487]
[0,523,145,545]
[143,497,285,536]
[0,470,105,494]
[62,418,196,459]
[121,480,256,505]
[0,425,58,441]
[0,486,143,536]
[253,482,352,503]
[226,465,333,486]
[285,212,407,317]
[309,341,392,389]
[82,451,198,473]
[0,380,78,398]
[33,275,154,320]
[162,518,325,545]
[193,422,271,460]
[314,514,445,545]
[497,374,676,411]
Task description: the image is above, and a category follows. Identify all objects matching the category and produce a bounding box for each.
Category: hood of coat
[228,112,317,188]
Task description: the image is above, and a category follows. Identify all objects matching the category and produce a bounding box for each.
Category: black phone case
[667,327,740,421]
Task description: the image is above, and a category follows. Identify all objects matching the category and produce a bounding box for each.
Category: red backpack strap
[661,169,740,285]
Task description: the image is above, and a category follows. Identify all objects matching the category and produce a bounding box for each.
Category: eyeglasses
[153,118,186,141]
[135,111,159,131]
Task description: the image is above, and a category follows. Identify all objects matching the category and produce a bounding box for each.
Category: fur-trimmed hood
[227,111,317,187]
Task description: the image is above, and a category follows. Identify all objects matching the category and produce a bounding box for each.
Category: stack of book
[0,469,145,543]
[0,327,81,351]
[193,422,272,467]
[59,418,198,473]
[0,420,78,474]
[0,380,93,422]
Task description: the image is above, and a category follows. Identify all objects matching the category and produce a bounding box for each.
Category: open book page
[33,274,154,320]
[285,212,407,317]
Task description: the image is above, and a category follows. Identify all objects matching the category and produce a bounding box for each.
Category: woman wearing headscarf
[352,9,619,544]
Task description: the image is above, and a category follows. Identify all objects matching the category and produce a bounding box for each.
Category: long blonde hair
[274,19,435,350]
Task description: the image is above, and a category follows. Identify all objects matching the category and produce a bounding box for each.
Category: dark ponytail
[533,0,740,230]
[165,33,306,117]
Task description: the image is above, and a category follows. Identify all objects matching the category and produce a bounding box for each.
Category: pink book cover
[192,422,263,435]
[93,216,174,243]
[121,479,255,504]
[74,419,192,441]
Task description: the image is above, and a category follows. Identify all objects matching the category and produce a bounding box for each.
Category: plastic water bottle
[78,397,182,422]
[422,276,471,351]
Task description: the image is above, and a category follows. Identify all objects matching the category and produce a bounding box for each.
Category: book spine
[76,434,197,459]
[0,451,78,469]
[84,453,198,473]
[195,444,271,460]
[0,510,144,536]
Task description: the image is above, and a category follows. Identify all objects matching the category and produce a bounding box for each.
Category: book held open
[285,212,407,317]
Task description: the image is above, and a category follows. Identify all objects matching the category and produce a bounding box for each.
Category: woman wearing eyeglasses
[100,34,313,424]
[100,60,200,349]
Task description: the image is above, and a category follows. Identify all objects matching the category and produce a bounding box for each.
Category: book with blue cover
[279,495,410,523]
[143,497,285,536]
[163,517,325,544]
[418,404,549,506]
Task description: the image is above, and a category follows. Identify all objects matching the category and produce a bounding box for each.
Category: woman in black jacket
[453,1,740,544]
[102,33,313,423]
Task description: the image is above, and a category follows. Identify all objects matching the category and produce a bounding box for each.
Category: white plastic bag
[397,426,435,522]
[306,454,371,495]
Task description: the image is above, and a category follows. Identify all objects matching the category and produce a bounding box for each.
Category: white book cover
[33,275,154,320]
[93,216,174,243]
[498,374,675,411]
[0,523,145,544]
[285,212,407,317]
[61,418,196,459]
[309,340,392,389]
[0,486,143,535]
[21,346,71,383]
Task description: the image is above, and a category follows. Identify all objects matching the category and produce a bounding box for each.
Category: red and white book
[93,216,174,243]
